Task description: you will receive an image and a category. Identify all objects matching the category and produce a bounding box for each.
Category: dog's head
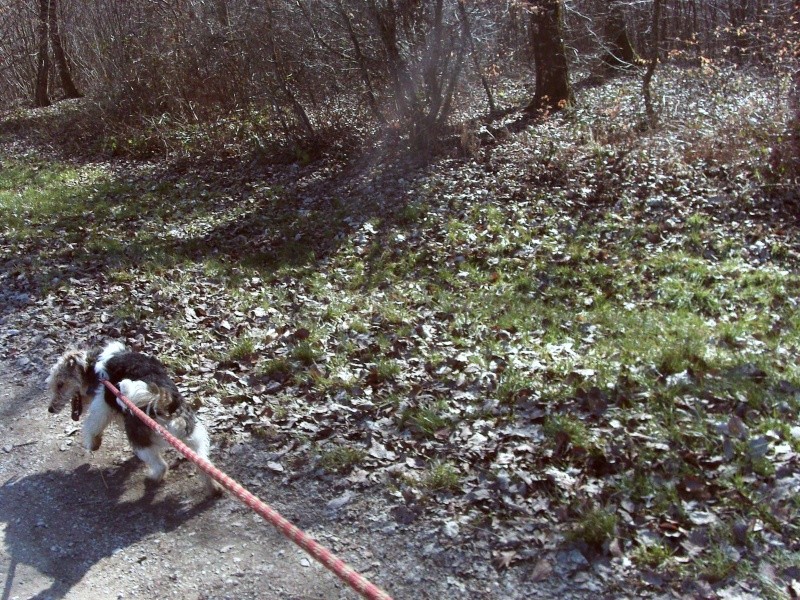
[46,350,90,419]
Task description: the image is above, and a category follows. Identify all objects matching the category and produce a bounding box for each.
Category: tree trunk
[783,0,800,180]
[34,0,51,107]
[457,0,497,115]
[526,0,573,114]
[368,0,411,120]
[214,0,230,29]
[603,1,639,69]
[48,0,82,99]
[336,0,386,124]
[643,0,663,127]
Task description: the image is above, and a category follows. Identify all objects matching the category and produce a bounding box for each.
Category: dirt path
[0,357,617,600]
[0,361,358,600]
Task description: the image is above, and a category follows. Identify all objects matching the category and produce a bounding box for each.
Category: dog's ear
[66,351,88,372]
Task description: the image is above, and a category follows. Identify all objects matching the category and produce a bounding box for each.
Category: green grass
[3,66,799,596]
[421,461,461,492]
[699,545,739,583]
[544,414,593,449]
[318,445,366,474]
[0,160,100,234]
[400,400,451,438]
[496,369,536,404]
[632,542,674,569]
[259,358,293,380]
[370,358,401,383]
[228,336,258,362]
[568,507,617,548]
[292,340,320,366]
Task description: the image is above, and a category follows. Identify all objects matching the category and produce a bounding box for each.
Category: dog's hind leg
[185,421,211,459]
[185,422,223,495]
[133,445,168,482]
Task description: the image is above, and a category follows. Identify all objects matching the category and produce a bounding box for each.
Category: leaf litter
[1,66,799,598]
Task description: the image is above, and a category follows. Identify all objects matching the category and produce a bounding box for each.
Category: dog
[46,341,221,494]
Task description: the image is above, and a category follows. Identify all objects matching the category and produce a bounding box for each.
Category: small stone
[442,521,460,539]
[326,491,354,512]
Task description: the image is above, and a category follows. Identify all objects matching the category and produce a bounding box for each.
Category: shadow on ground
[0,461,216,600]
[0,139,422,319]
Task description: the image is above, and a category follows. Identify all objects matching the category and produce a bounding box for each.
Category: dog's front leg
[82,392,115,451]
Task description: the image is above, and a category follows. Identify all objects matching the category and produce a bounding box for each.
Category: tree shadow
[1,146,424,316]
[0,461,216,600]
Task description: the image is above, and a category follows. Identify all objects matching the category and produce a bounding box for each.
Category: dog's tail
[118,378,196,437]
[119,379,175,416]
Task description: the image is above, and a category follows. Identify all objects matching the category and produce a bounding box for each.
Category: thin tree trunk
[643,0,662,127]
[336,0,386,124]
[264,3,314,137]
[34,0,51,107]
[526,0,573,114]
[422,0,446,122]
[784,0,800,179]
[457,0,496,115]
[214,0,229,28]
[48,0,82,99]
[272,46,315,137]
[435,41,466,131]
[367,0,411,119]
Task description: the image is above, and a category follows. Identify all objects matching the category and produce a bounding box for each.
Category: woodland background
[1,1,799,599]
[0,0,797,164]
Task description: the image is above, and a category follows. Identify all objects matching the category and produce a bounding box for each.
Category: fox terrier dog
[46,341,221,494]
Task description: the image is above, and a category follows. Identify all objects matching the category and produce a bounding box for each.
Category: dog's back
[101,351,183,412]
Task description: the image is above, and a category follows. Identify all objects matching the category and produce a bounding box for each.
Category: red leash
[101,379,394,600]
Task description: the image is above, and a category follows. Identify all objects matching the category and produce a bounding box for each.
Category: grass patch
[567,507,617,549]
[228,336,258,362]
[699,545,739,583]
[292,340,320,366]
[421,461,461,492]
[632,542,673,569]
[544,414,593,450]
[369,358,401,384]
[259,358,293,381]
[318,445,366,474]
[400,400,451,438]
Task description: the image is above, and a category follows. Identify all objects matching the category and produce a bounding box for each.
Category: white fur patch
[82,388,120,450]
[119,378,149,402]
[118,378,150,412]
[95,341,126,380]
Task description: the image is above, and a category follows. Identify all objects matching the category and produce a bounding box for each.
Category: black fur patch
[91,350,196,449]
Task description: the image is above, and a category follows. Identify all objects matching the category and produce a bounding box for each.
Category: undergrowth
[2,65,798,596]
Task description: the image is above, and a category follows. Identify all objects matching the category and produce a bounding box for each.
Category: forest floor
[1,65,799,600]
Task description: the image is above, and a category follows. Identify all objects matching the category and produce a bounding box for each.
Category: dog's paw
[203,476,224,497]
[84,435,102,451]
[145,465,168,482]
[145,469,167,483]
